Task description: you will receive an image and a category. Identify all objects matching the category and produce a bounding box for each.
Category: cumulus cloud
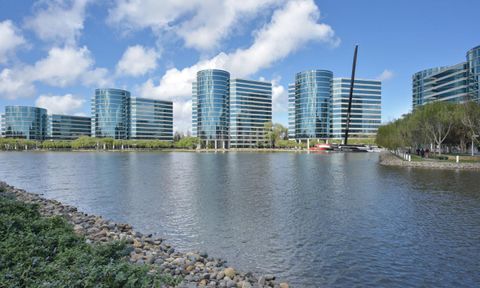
[33,46,93,87]
[108,0,281,51]
[0,20,26,64]
[271,78,288,113]
[116,45,159,77]
[35,94,85,115]
[137,0,338,132]
[176,0,280,51]
[376,69,394,81]
[0,46,111,99]
[24,0,91,46]
[0,68,36,99]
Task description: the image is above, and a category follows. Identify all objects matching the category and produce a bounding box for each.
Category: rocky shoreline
[0,181,289,288]
[379,151,480,170]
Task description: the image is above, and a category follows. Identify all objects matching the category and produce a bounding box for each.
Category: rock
[202,273,211,280]
[238,281,252,288]
[224,267,236,279]
[217,271,225,280]
[173,257,186,266]
[265,274,275,281]
[279,283,289,288]
[133,239,143,248]
[258,276,266,286]
[199,279,208,286]
[226,279,236,288]
[73,224,84,234]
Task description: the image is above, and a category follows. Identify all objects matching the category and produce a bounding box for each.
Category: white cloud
[35,94,85,115]
[107,0,195,31]
[0,20,26,64]
[176,0,280,51]
[376,69,394,81]
[24,0,91,45]
[0,68,36,99]
[271,77,288,113]
[108,0,281,51]
[116,45,159,77]
[137,0,338,132]
[33,46,93,87]
[0,46,111,99]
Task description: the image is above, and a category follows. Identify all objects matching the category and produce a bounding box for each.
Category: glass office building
[292,70,333,139]
[192,69,273,148]
[193,69,230,148]
[331,78,382,139]
[2,106,48,140]
[130,98,173,141]
[229,79,272,148]
[47,114,91,140]
[287,84,295,140]
[413,45,480,109]
[91,88,130,139]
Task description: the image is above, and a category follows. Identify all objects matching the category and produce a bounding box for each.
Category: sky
[0,0,479,132]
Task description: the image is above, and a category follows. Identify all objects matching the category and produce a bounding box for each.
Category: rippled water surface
[1,151,479,287]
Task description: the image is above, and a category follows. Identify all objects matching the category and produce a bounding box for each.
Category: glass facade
[48,114,91,140]
[293,70,333,139]
[130,98,173,141]
[467,45,480,102]
[288,84,295,140]
[0,114,4,137]
[413,45,480,109]
[91,88,130,139]
[194,69,230,144]
[229,79,272,148]
[192,81,198,137]
[331,78,382,139]
[3,106,48,140]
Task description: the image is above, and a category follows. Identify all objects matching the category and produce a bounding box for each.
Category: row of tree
[0,136,200,151]
[376,102,480,155]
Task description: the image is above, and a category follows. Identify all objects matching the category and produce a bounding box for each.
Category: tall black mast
[344,45,358,145]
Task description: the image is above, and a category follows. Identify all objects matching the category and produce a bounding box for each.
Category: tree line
[0,136,200,151]
[376,101,480,155]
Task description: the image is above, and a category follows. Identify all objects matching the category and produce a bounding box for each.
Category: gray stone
[226,279,236,288]
[265,274,275,281]
[217,271,225,280]
[258,276,266,286]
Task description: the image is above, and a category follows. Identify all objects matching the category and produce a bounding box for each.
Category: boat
[309,143,333,151]
[337,145,368,152]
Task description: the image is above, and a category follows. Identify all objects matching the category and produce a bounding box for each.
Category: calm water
[0,151,479,287]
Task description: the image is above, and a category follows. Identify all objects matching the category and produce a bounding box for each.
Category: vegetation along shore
[0,181,288,288]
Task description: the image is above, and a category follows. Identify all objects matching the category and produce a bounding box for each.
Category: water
[0,151,479,287]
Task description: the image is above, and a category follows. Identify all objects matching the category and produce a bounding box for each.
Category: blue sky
[0,0,478,132]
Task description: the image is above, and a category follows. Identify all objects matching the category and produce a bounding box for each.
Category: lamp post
[472,134,478,156]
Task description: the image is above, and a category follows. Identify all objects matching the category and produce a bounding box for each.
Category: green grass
[0,189,181,287]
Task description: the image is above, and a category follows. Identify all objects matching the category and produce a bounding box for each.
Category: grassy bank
[0,188,180,287]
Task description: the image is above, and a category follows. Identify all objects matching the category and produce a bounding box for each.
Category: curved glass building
[92,88,130,139]
[293,70,333,139]
[194,69,230,147]
[3,106,47,140]
[413,45,480,109]
[467,45,480,102]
